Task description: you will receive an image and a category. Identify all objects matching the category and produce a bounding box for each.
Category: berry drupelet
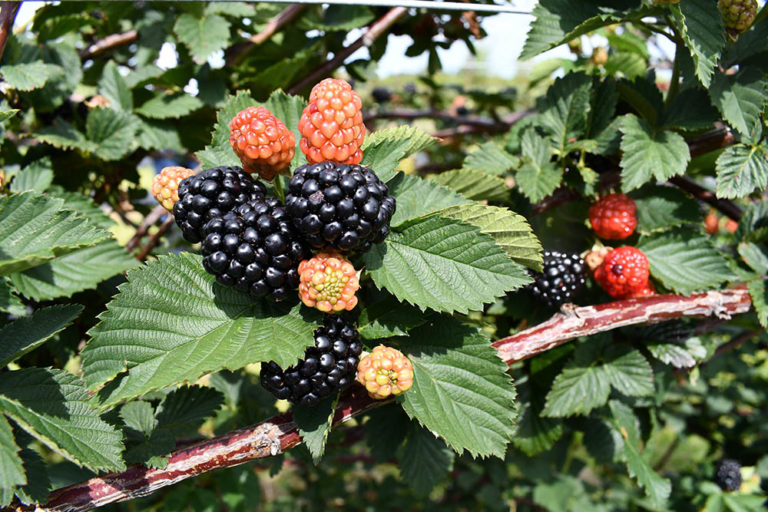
[298,251,359,313]
[527,251,587,307]
[714,459,742,491]
[173,166,266,243]
[356,345,414,400]
[200,198,310,301]
[718,0,757,34]
[285,162,396,253]
[260,315,363,406]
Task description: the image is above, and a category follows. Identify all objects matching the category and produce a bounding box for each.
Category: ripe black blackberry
[372,87,392,104]
[285,162,396,253]
[715,459,742,491]
[260,315,362,406]
[200,198,310,301]
[173,166,266,243]
[527,251,586,307]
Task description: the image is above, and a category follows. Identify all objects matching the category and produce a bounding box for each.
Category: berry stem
[273,175,286,203]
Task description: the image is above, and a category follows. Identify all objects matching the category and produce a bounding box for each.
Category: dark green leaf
[155,386,224,436]
[747,279,767,329]
[0,62,62,91]
[85,108,139,161]
[294,395,338,464]
[715,144,768,199]
[388,174,469,228]
[516,129,561,202]
[463,141,518,175]
[670,0,726,87]
[602,345,654,397]
[135,93,204,120]
[638,230,735,294]
[710,68,767,139]
[630,186,701,233]
[82,253,320,407]
[173,13,231,64]
[400,423,454,496]
[364,215,530,314]
[537,72,592,151]
[10,158,53,193]
[358,291,426,340]
[619,114,691,191]
[400,318,517,458]
[361,126,436,183]
[98,61,133,111]
[429,169,509,202]
[0,304,82,367]
[0,415,25,505]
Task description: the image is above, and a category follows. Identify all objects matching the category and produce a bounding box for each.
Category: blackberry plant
[1,1,767,511]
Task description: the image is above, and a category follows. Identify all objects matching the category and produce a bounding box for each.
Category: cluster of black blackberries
[174,164,396,301]
[527,250,586,307]
[200,198,310,301]
[286,162,396,253]
[260,315,362,406]
[173,166,266,243]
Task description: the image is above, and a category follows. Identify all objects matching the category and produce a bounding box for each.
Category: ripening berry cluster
[528,192,654,308]
[150,78,410,406]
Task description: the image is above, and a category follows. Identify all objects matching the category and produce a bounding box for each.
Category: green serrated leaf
[364,405,410,461]
[400,423,454,496]
[85,108,139,161]
[136,118,185,153]
[710,68,767,139]
[520,0,646,60]
[294,395,338,464]
[0,61,62,91]
[438,203,543,271]
[738,242,768,274]
[630,185,701,233]
[358,291,426,340]
[664,88,720,132]
[400,318,517,458]
[619,114,690,192]
[0,279,24,317]
[0,368,124,472]
[0,304,82,367]
[135,93,204,120]
[537,72,592,151]
[14,436,50,505]
[670,0,726,88]
[120,401,157,435]
[747,279,767,329]
[543,356,610,418]
[715,144,768,199]
[34,119,95,153]
[516,129,561,203]
[0,415,25,504]
[174,13,231,64]
[155,386,224,436]
[0,110,19,123]
[82,253,320,407]
[301,4,374,31]
[364,215,530,314]
[609,400,671,506]
[121,400,174,469]
[605,52,647,79]
[361,126,436,183]
[637,230,734,295]
[10,158,53,193]
[648,338,705,368]
[388,174,469,228]
[513,379,563,456]
[463,141,518,175]
[429,169,509,203]
[603,345,654,397]
[98,61,133,111]
[0,193,110,277]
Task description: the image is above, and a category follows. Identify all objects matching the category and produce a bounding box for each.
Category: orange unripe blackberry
[298,251,359,313]
[152,166,195,211]
[298,78,365,165]
[229,106,295,181]
[357,345,414,400]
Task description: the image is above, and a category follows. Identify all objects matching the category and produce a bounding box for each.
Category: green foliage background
[0,1,767,510]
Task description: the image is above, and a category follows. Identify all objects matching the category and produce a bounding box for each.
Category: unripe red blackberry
[260,315,362,406]
[298,251,359,313]
[593,246,650,299]
[229,106,295,181]
[718,0,757,34]
[589,193,637,240]
[298,78,365,165]
[356,345,414,400]
[527,251,587,307]
[173,166,266,244]
[200,198,310,301]
[285,162,395,253]
[152,166,196,211]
